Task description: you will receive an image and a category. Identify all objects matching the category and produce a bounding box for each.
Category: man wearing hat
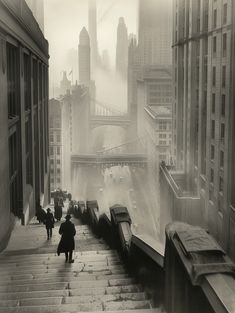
[44,208,55,240]
[57,214,76,263]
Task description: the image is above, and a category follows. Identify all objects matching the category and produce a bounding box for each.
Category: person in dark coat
[36,204,46,224]
[44,208,55,240]
[57,214,76,263]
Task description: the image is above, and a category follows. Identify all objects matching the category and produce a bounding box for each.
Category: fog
[46,0,173,245]
[44,0,138,95]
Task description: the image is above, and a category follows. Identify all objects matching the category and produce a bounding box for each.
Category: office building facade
[161,0,235,258]
[0,0,49,250]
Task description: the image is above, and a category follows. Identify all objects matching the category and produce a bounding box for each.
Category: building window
[56,133,61,143]
[49,147,53,155]
[9,132,22,216]
[223,33,227,57]
[219,177,224,192]
[50,159,54,164]
[221,123,225,144]
[223,3,227,24]
[221,95,226,116]
[212,67,216,86]
[211,145,215,160]
[210,168,214,183]
[220,151,224,168]
[25,120,32,185]
[57,178,61,184]
[49,133,53,142]
[211,120,215,139]
[7,43,19,118]
[57,168,61,174]
[159,140,167,145]
[56,159,60,164]
[212,93,215,113]
[222,66,226,87]
[57,147,60,155]
[213,9,217,28]
[33,59,38,106]
[213,36,216,56]
[24,53,31,111]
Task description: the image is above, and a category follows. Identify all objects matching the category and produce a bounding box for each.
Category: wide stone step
[0,292,148,307]
[0,263,125,277]
[0,284,143,300]
[0,254,120,265]
[0,249,118,259]
[0,266,126,278]
[0,278,136,293]
[0,300,152,312]
[0,258,122,271]
[0,307,160,313]
[0,268,127,282]
[0,273,129,285]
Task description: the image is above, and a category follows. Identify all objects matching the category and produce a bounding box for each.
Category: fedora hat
[65,214,71,220]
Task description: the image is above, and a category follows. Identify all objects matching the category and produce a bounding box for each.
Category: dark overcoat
[57,221,76,254]
[44,212,55,229]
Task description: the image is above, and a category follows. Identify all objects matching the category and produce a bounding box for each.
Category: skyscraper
[60,71,71,95]
[88,0,98,73]
[138,0,172,66]
[78,27,91,86]
[116,17,128,78]
[160,0,235,259]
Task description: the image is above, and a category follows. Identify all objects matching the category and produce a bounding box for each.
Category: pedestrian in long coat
[44,208,55,240]
[57,214,76,263]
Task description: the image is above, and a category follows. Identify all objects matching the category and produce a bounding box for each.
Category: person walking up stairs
[0,214,162,313]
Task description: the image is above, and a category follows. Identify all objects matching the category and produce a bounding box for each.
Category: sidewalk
[3,201,76,254]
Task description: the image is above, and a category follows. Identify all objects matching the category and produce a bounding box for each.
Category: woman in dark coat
[44,208,55,240]
[57,214,76,263]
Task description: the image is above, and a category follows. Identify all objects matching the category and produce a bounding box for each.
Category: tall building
[160,0,235,259]
[88,0,98,73]
[138,0,172,66]
[116,17,128,78]
[60,71,71,95]
[128,37,140,120]
[60,86,90,191]
[0,0,49,250]
[25,0,44,33]
[49,99,62,192]
[78,27,91,87]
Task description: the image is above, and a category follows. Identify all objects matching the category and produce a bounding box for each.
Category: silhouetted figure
[57,214,76,263]
[44,208,55,240]
[54,204,62,221]
[36,204,46,224]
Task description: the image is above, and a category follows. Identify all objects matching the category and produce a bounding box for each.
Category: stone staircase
[0,219,161,313]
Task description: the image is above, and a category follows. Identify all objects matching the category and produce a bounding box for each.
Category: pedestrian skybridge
[71,153,147,166]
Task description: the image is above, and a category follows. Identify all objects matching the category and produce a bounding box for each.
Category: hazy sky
[44,0,138,90]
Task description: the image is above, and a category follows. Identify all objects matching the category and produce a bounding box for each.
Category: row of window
[50,159,60,165]
[212,33,227,58]
[210,168,224,193]
[50,168,60,174]
[7,42,49,216]
[51,178,60,184]
[50,146,61,155]
[210,146,224,168]
[211,120,225,143]
[49,132,61,143]
[211,93,226,116]
[212,64,227,87]
[213,4,228,29]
